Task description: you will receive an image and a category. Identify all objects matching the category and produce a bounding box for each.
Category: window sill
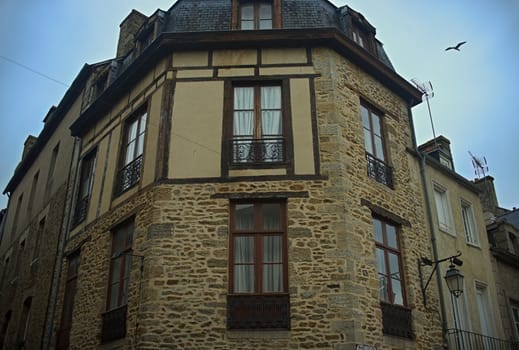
[438,226,455,237]
[466,241,481,249]
[226,330,290,340]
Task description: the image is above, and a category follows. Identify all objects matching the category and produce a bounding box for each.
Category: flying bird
[445,41,467,51]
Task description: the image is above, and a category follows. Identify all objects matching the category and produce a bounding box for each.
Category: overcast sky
[1,0,518,210]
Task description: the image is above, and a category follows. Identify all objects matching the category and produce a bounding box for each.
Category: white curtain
[261,86,281,136]
[233,87,254,162]
[234,237,254,292]
[261,86,282,162]
[263,235,282,292]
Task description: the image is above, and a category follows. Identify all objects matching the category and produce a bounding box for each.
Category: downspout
[408,104,449,348]
[42,136,82,350]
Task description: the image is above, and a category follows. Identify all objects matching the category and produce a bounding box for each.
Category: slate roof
[159,0,394,69]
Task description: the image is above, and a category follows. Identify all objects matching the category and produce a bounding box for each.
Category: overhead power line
[0,55,70,88]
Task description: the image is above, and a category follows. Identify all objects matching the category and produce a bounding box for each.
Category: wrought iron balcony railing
[227,294,290,329]
[447,328,519,350]
[381,302,414,339]
[366,153,394,189]
[114,155,143,196]
[101,305,127,343]
[230,138,285,164]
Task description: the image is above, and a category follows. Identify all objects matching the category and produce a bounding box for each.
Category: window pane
[259,4,272,19]
[376,248,385,274]
[109,281,120,309]
[392,279,404,305]
[234,237,254,263]
[233,112,254,136]
[261,86,281,109]
[263,236,282,262]
[263,204,281,230]
[261,111,282,136]
[361,105,370,129]
[241,20,254,30]
[240,4,253,20]
[372,113,382,137]
[386,224,397,249]
[259,19,272,29]
[127,120,138,143]
[263,264,282,292]
[234,87,254,109]
[373,218,383,243]
[137,132,145,157]
[111,257,122,284]
[363,129,373,154]
[388,252,400,278]
[139,113,147,134]
[235,204,254,230]
[379,274,389,302]
[125,140,136,165]
[374,135,385,160]
[234,265,254,292]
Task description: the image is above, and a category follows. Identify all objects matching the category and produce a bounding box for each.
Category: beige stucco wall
[290,78,315,175]
[169,81,224,179]
[425,165,504,338]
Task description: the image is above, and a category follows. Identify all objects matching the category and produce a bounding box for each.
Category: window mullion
[254,85,261,139]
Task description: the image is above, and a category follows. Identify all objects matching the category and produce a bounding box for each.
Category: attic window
[232,0,281,30]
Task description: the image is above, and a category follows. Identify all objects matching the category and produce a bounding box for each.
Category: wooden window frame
[229,200,288,295]
[361,101,387,162]
[232,0,281,30]
[374,216,407,306]
[461,199,479,245]
[114,106,147,196]
[106,220,134,311]
[73,149,97,226]
[224,80,293,170]
[56,251,80,350]
[227,200,290,329]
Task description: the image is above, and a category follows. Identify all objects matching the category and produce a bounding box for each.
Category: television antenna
[469,151,488,179]
[411,79,437,147]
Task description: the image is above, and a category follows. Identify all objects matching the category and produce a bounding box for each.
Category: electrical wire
[0,55,70,88]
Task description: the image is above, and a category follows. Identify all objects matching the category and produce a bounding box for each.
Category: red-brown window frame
[229,201,288,295]
[56,251,80,350]
[373,216,407,306]
[361,101,387,162]
[106,220,134,311]
[231,0,281,30]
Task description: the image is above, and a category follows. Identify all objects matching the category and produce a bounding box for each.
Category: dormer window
[241,2,272,29]
[352,27,368,48]
[232,0,281,30]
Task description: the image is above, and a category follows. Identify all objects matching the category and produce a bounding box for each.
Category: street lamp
[444,263,464,298]
[418,251,463,305]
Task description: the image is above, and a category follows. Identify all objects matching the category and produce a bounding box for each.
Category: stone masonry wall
[0,182,68,350]
[58,46,443,350]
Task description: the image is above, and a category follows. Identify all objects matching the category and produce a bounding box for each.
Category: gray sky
[1,0,518,210]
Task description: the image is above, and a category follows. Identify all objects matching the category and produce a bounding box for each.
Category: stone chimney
[418,135,454,170]
[473,176,508,222]
[22,135,38,160]
[116,10,148,58]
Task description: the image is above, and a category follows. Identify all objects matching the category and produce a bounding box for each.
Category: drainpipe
[42,136,82,350]
[408,105,449,348]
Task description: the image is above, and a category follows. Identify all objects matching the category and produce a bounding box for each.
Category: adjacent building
[419,136,510,349]
[475,176,519,345]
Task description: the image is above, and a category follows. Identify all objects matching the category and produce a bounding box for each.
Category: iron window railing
[227,294,290,329]
[447,328,519,350]
[366,152,394,189]
[101,305,127,343]
[230,138,285,164]
[114,155,143,196]
[381,302,414,339]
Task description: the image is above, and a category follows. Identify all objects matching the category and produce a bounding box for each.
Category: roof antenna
[469,151,488,179]
[411,79,437,149]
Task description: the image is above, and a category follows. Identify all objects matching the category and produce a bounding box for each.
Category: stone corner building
[1,1,447,349]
